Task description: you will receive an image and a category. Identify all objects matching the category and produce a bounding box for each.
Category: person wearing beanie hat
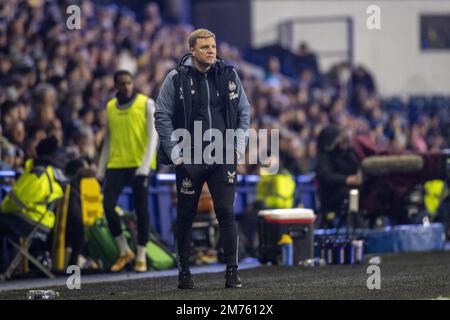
[316,125,363,229]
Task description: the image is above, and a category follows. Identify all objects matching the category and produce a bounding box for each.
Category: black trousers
[103,168,150,246]
[0,214,51,272]
[175,163,238,268]
[66,184,85,266]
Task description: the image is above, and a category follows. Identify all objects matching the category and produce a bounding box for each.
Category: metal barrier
[0,171,317,249]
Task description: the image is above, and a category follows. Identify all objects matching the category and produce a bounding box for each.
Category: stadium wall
[251,0,450,97]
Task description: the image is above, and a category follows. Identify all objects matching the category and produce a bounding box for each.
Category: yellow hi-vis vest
[424,179,448,216]
[1,160,64,229]
[106,93,156,170]
[256,170,296,209]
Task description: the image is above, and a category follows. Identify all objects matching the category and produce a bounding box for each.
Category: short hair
[113,70,133,84]
[33,82,57,104]
[188,28,215,48]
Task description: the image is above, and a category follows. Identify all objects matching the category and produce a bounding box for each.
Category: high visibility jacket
[1,160,64,229]
[106,93,156,169]
[256,170,296,209]
[424,179,448,215]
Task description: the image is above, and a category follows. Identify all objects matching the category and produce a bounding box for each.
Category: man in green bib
[98,70,158,273]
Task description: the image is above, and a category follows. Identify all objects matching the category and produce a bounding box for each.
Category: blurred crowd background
[1,0,450,177]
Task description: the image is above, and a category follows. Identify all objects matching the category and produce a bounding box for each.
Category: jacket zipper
[181,72,187,129]
[204,74,212,141]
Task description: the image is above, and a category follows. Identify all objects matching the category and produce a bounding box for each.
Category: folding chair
[0,212,55,281]
[51,177,103,271]
[51,184,71,272]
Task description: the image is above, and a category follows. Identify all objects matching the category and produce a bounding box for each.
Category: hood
[36,151,67,170]
[317,125,348,153]
[179,53,194,67]
[178,53,224,69]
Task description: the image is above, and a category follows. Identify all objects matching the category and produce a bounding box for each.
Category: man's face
[12,122,25,143]
[39,105,55,123]
[115,74,134,98]
[43,89,57,107]
[191,37,217,67]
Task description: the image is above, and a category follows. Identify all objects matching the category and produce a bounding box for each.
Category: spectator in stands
[385,114,408,152]
[5,120,25,149]
[351,65,377,114]
[0,143,15,170]
[295,42,319,74]
[305,139,318,173]
[368,121,389,149]
[409,123,428,153]
[352,65,376,94]
[264,56,284,91]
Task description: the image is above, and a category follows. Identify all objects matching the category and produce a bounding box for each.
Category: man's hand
[135,167,149,177]
[235,151,243,162]
[97,175,104,184]
[261,158,272,168]
[173,156,183,167]
[346,170,363,186]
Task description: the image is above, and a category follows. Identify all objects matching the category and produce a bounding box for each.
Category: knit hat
[36,136,59,157]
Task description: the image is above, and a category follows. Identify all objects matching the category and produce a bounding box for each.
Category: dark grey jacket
[155,54,250,165]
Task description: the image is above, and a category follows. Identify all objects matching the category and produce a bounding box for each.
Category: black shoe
[225,266,242,288]
[178,270,195,289]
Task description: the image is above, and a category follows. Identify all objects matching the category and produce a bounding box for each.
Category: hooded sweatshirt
[155,54,250,165]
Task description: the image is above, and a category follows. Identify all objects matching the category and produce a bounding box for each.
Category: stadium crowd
[1,0,449,178]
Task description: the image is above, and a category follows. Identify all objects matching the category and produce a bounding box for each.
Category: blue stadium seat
[385,96,405,113]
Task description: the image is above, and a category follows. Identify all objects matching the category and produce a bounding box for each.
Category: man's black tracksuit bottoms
[103,168,150,246]
[175,163,238,268]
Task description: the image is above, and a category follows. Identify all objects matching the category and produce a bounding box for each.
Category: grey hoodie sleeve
[154,70,182,163]
[234,70,250,155]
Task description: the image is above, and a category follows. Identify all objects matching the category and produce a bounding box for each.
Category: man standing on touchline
[98,70,158,273]
[155,28,250,289]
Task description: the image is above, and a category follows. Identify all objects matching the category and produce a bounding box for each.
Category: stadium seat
[385,96,405,114]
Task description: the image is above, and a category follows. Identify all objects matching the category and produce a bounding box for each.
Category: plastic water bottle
[352,240,364,264]
[319,238,326,260]
[278,234,294,266]
[325,238,334,265]
[333,238,345,265]
[314,239,321,259]
[27,290,59,300]
[300,258,326,267]
[344,238,355,265]
[368,256,382,265]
